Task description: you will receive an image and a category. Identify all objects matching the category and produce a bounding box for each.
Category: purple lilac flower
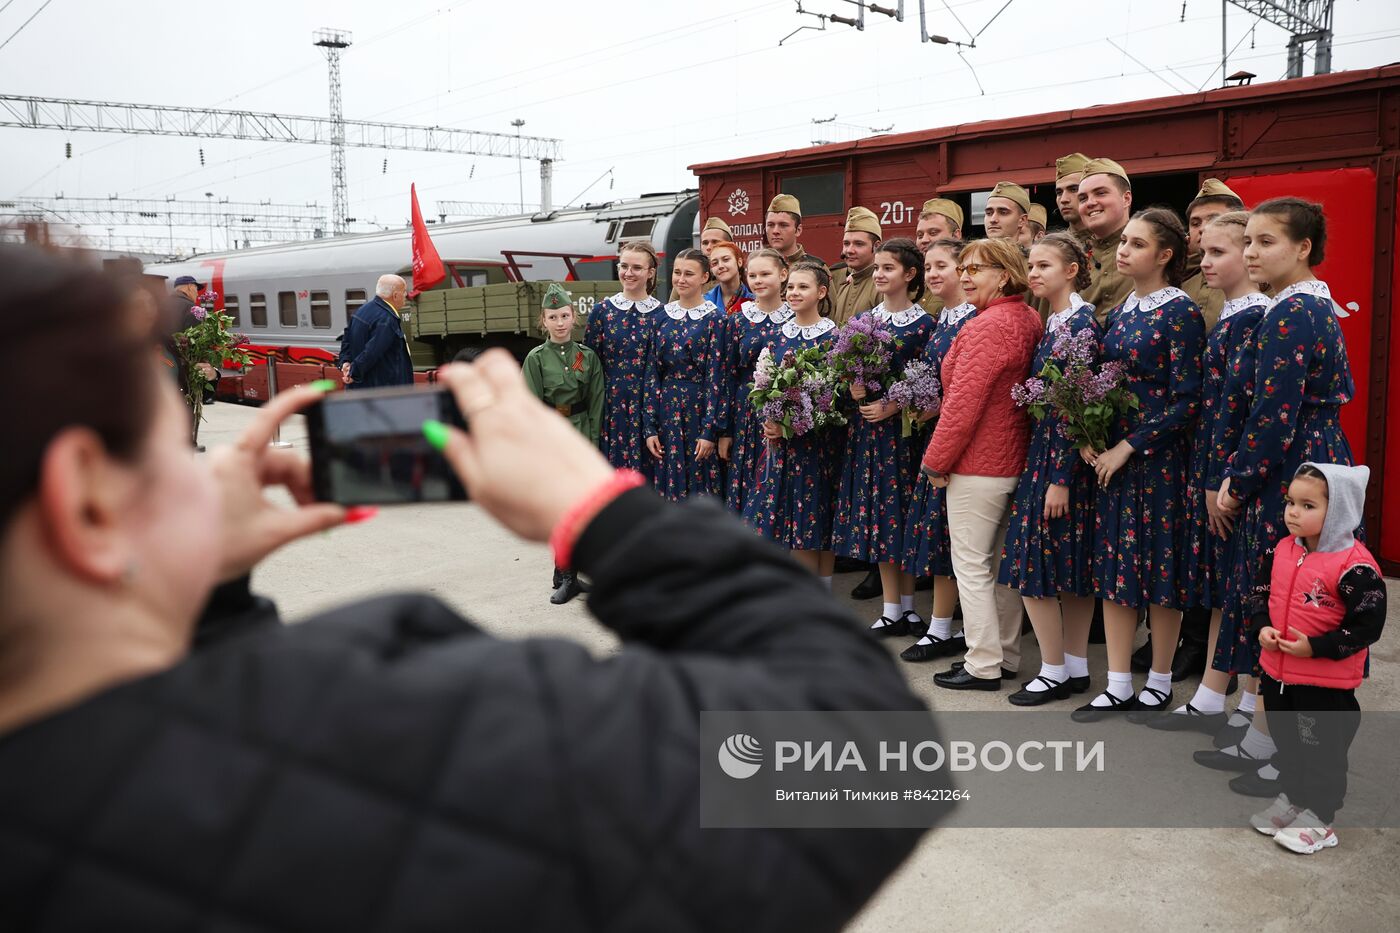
[190,305,207,321]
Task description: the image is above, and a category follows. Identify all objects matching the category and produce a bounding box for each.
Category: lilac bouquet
[827,315,895,399]
[1010,326,1137,452]
[174,289,252,446]
[749,345,846,439]
[884,360,942,437]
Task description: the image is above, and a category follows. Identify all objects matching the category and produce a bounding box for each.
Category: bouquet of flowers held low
[173,289,252,445]
[826,314,895,401]
[1010,326,1137,452]
[748,345,847,440]
[884,360,942,437]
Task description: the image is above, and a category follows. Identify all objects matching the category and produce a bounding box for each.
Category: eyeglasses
[956,263,1003,276]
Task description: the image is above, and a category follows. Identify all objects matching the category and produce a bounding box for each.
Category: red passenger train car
[690,65,1400,571]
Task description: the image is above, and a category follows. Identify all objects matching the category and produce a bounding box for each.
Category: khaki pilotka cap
[1055,152,1091,180]
[988,181,1032,214]
[1193,177,1242,201]
[768,193,802,216]
[1028,204,1048,228]
[844,206,882,239]
[1080,157,1131,185]
[541,283,572,310]
[920,198,964,230]
[702,217,733,238]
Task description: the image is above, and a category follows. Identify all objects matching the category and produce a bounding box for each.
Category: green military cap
[702,217,733,238]
[541,282,573,310]
[988,181,1031,214]
[1081,157,1131,185]
[920,197,964,229]
[845,205,882,239]
[1194,177,1241,202]
[1055,152,1090,180]
[1028,204,1048,229]
[768,193,802,216]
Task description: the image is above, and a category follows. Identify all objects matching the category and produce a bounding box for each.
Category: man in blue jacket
[339,274,413,388]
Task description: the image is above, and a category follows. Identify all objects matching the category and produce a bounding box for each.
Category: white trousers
[947,473,1022,680]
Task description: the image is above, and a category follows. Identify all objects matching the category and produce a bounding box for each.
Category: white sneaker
[1249,794,1300,836]
[1273,810,1338,854]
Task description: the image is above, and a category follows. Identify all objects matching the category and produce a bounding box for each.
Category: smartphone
[306,385,468,505]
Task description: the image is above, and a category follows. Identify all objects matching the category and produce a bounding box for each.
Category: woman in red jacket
[922,238,1044,691]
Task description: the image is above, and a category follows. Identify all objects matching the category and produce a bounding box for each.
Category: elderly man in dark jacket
[340,274,414,388]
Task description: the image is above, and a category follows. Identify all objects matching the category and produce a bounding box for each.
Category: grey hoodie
[1300,462,1369,553]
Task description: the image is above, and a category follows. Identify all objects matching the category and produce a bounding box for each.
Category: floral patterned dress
[716,301,793,512]
[1182,292,1269,611]
[584,293,660,479]
[1214,280,1355,674]
[643,301,724,502]
[740,317,841,549]
[901,302,977,578]
[1092,287,1205,610]
[999,295,1099,598]
[833,304,936,564]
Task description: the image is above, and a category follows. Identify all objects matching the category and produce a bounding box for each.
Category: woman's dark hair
[789,260,833,318]
[1132,207,1189,286]
[0,244,159,532]
[875,237,926,304]
[1294,463,1329,490]
[1034,232,1092,292]
[672,247,713,285]
[1253,197,1327,266]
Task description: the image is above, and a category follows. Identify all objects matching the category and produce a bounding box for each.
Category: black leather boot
[551,571,582,605]
[551,568,563,592]
[851,569,882,600]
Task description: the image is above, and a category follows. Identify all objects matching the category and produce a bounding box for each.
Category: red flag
[409,183,446,296]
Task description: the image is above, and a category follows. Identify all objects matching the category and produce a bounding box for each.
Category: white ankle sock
[1091,672,1134,707]
[1185,683,1227,714]
[1240,724,1277,760]
[1237,690,1257,715]
[1026,662,1067,692]
[900,594,915,614]
[873,602,900,627]
[1225,711,1252,728]
[1257,763,1280,780]
[1064,653,1089,678]
[923,616,953,641]
[1139,669,1171,704]
[819,575,832,592]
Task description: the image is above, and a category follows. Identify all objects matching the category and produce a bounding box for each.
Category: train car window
[605,220,619,243]
[619,219,655,240]
[250,293,267,327]
[278,291,297,327]
[310,290,331,328]
[780,172,845,217]
[224,294,240,326]
[345,289,368,316]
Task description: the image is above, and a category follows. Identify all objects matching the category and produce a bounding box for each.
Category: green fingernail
[422,418,449,451]
[309,379,338,393]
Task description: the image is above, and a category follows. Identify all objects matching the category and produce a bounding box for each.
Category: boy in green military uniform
[1181,177,1246,331]
[830,205,882,325]
[1054,152,1091,241]
[915,198,964,318]
[523,283,605,604]
[1076,156,1135,324]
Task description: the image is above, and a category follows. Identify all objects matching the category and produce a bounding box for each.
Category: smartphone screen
[307,386,468,505]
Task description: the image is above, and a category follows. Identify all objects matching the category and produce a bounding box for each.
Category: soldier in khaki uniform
[916,198,964,318]
[1076,157,1135,324]
[984,180,1031,241]
[830,206,883,326]
[1180,178,1245,331]
[1054,152,1091,242]
[765,193,822,267]
[1018,203,1048,248]
[699,217,733,257]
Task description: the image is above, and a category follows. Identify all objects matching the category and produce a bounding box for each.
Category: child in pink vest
[1245,462,1385,854]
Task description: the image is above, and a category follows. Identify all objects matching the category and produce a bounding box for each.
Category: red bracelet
[550,469,647,570]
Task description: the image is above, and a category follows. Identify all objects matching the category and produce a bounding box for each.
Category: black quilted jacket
[0,489,929,932]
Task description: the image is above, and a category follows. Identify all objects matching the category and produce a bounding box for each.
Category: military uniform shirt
[1181,263,1225,332]
[522,339,605,445]
[830,263,880,326]
[1081,225,1132,325]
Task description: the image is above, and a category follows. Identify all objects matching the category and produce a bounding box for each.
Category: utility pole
[1226,1,1333,78]
[314,27,353,234]
[511,118,526,213]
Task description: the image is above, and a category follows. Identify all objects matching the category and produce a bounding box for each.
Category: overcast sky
[3,0,1399,251]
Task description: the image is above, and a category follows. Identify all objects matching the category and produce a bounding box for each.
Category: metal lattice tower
[1227,1,1334,77]
[313,28,353,235]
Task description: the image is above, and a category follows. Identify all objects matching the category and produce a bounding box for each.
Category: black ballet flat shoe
[1130,638,1153,673]
[1143,703,1228,733]
[900,632,965,662]
[1213,714,1253,750]
[1193,746,1270,773]
[851,569,883,601]
[1125,686,1173,723]
[1228,769,1282,798]
[550,571,582,605]
[1071,692,1134,723]
[933,668,1002,691]
[1068,675,1091,694]
[1009,676,1072,706]
[868,616,908,639]
[950,659,1015,679]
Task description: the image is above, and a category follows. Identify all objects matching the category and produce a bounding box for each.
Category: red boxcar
[690,66,1400,570]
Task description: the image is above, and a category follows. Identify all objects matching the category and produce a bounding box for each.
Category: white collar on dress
[870,303,927,327]
[1219,292,1269,323]
[1123,286,1188,315]
[608,292,661,313]
[740,300,793,324]
[937,302,976,327]
[663,299,717,320]
[1046,292,1094,333]
[1267,279,1332,313]
[781,317,837,339]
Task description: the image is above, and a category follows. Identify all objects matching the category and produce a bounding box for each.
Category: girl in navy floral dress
[1150,211,1271,731]
[743,262,840,579]
[643,248,722,501]
[716,249,791,512]
[999,234,1099,705]
[584,240,661,479]
[900,238,974,663]
[1216,198,1355,693]
[833,238,936,638]
[1075,208,1205,722]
